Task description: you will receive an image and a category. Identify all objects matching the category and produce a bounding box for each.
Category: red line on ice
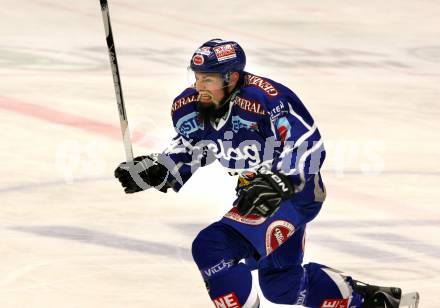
[0,96,148,145]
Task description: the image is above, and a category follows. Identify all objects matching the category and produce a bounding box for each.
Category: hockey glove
[234,172,294,217]
[114,154,170,194]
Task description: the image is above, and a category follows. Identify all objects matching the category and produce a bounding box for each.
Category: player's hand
[234,172,294,217]
[114,154,170,194]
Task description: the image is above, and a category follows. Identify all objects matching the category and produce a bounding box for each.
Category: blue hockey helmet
[189,39,246,75]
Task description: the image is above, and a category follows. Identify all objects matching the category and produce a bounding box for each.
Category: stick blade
[399,292,420,308]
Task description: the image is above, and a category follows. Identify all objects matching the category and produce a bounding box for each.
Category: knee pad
[191,223,259,307]
[209,263,259,308]
[191,222,253,269]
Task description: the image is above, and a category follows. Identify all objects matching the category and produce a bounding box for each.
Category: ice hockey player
[114,39,406,307]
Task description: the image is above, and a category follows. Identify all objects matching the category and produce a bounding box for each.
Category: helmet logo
[196,47,212,56]
[192,55,204,65]
[213,44,237,62]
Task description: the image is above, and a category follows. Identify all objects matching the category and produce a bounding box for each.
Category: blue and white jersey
[163,72,326,204]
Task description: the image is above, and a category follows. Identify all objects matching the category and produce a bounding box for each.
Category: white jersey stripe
[321,267,352,300]
[288,103,312,130]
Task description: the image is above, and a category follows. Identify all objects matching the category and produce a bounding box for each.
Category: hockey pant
[192,220,363,307]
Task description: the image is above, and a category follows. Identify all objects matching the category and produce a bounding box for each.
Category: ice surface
[0,0,439,307]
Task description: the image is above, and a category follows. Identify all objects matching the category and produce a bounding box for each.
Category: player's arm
[161,133,214,192]
[114,131,213,194]
[235,93,325,217]
[268,95,326,196]
[114,89,213,194]
[114,153,171,194]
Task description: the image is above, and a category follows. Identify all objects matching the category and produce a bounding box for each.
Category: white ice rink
[1,0,439,307]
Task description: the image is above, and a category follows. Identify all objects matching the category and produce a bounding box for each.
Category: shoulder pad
[171,87,198,115]
[171,88,204,138]
[243,73,280,98]
[232,94,267,116]
[238,73,290,118]
[241,73,307,123]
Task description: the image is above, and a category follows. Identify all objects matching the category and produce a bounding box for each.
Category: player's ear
[230,72,240,85]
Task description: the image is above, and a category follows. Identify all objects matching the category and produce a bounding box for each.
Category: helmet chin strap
[220,73,232,106]
[212,72,235,118]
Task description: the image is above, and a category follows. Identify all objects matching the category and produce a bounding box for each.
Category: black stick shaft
[99,0,134,162]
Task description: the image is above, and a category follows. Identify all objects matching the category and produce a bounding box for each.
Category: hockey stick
[99,0,134,162]
[400,292,420,308]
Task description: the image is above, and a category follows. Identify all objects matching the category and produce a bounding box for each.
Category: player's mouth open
[198,92,214,103]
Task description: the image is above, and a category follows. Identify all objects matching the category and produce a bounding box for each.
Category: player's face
[194,72,226,108]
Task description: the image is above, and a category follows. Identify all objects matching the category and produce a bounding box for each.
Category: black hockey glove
[234,172,294,217]
[114,154,170,194]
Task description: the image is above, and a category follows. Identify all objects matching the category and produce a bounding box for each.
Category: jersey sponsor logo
[231,115,258,133]
[296,289,307,305]
[192,54,204,65]
[276,117,292,144]
[202,259,235,279]
[320,298,348,308]
[245,74,279,96]
[224,207,266,225]
[172,94,198,113]
[265,220,295,254]
[213,292,241,308]
[268,100,288,121]
[213,44,237,62]
[176,111,203,137]
[233,96,266,115]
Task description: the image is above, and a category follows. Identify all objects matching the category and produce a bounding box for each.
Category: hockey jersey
[162,72,326,204]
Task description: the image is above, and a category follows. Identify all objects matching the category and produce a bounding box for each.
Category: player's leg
[303,263,402,308]
[259,262,402,308]
[191,221,260,307]
[258,261,364,307]
[257,225,310,305]
[258,226,401,308]
[302,262,364,307]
